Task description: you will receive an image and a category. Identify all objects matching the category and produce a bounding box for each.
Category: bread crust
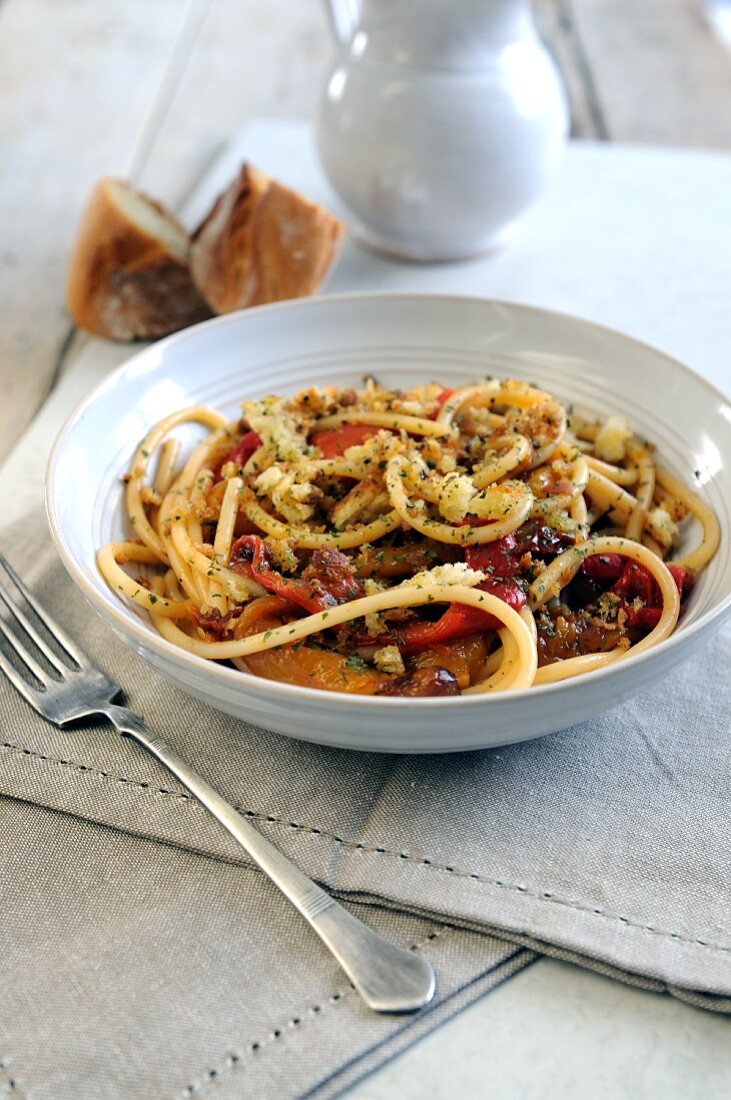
[190,164,345,313]
[66,179,212,340]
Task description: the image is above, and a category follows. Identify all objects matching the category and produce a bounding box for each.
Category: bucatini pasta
[99,377,720,697]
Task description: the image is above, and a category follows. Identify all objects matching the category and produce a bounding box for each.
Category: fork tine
[0,644,45,712]
[0,612,53,689]
[0,580,70,675]
[0,556,88,668]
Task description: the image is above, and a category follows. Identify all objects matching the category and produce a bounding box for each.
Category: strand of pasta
[150,432,235,595]
[313,410,453,438]
[471,433,532,489]
[208,476,244,614]
[436,381,551,427]
[149,582,537,690]
[566,451,590,498]
[165,538,204,604]
[97,542,191,619]
[463,628,523,694]
[481,644,505,680]
[528,535,681,659]
[169,514,211,607]
[330,480,388,530]
[624,442,656,543]
[153,439,181,496]
[584,453,638,486]
[386,455,533,545]
[585,469,638,523]
[243,444,272,477]
[402,456,533,523]
[642,532,665,558]
[570,492,588,526]
[529,496,574,521]
[101,389,719,698]
[239,483,403,549]
[656,465,720,572]
[163,568,185,602]
[533,647,627,685]
[438,385,566,475]
[169,509,264,606]
[126,407,228,562]
[468,606,536,691]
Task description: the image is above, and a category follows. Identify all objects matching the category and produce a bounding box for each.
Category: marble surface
[352,960,731,1099]
[2,124,730,1094]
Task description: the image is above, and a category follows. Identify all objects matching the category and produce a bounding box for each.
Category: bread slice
[66,178,212,340]
[190,164,345,313]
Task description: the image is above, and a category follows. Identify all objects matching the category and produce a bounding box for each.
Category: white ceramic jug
[317,0,569,260]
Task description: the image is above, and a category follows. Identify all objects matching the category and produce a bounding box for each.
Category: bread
[66,178,212,340]
[190,164,345,313]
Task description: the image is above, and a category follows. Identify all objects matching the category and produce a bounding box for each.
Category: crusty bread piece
[190,164,345,313]
[66,178,212,340]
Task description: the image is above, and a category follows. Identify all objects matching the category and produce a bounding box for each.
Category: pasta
[99,377,720,697]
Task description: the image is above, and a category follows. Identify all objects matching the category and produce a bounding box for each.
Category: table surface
[2,0,731,466]
[2,1,731,1094]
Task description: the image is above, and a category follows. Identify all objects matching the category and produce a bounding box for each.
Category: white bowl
[46,294,731,753]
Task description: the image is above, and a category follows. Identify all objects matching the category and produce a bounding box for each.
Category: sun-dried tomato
[300,549,364,604]
[375,667,460,696]
[191,607,241,640]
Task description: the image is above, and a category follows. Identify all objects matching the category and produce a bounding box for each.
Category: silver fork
[0,555,435,1014]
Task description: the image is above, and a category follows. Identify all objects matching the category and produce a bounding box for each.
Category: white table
[2,123,730,1097]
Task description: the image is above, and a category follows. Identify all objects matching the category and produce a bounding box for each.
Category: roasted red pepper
[624,606,663,630]
[622,562,691,629]
[611,560,655,605]
[667,563,690,599]
[465,524,574,577]
[580,556,692,631]
[214,430,262,480]
[397,579,526,653]
[465,534,518,579]
[581,553,627,582]
[310,423,377,458]
[229,536,363,614]
[434,387,455,409]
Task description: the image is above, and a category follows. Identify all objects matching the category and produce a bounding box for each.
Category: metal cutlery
[0,555,435,1014]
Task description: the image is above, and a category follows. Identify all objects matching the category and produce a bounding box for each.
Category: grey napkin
[1,512,730,1099]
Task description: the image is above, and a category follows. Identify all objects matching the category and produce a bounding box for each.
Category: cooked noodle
[99,378,719,698]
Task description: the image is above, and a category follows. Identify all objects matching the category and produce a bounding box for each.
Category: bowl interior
[46,294,731,739]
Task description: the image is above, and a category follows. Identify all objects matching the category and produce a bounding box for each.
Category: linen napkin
[1,512,730,1100]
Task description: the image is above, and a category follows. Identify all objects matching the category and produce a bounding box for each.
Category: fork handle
[105,705,435,1014]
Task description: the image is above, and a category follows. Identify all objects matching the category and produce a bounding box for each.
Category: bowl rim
[45,290,731,710]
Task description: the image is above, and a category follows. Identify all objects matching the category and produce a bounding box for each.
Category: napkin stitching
[4,738,731,959]
[251,814,731,957]
[178,926,454,1098]
[1,739,189,799]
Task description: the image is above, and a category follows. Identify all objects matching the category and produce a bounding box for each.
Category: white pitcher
[317,0,569,260]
